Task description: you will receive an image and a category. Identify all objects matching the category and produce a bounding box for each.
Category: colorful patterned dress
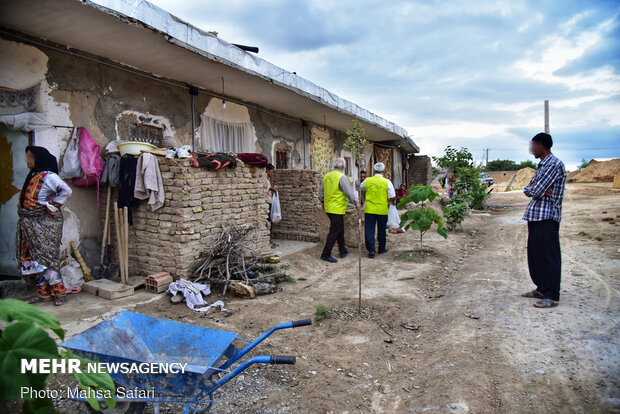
[16,170,72,297]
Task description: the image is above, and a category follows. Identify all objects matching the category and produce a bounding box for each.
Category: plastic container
[117,141,157,156]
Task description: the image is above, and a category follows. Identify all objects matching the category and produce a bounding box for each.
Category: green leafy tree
[344,119,367,165]
[453,166,490,210]
[433,146,473,170]
[0,299,116,413]
[577,158,589,170]
[516,160,537,170]
[484,159,518,171]
[397,185,448,252]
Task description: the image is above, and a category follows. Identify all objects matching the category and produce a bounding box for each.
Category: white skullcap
[333,158,346,169]
[373,162,385,172]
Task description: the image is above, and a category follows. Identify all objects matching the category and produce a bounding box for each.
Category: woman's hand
[46,204,59,216]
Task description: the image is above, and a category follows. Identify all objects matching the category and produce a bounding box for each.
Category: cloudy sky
[149,0,619,169]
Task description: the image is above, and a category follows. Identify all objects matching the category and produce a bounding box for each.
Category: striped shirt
[523,153,566,222]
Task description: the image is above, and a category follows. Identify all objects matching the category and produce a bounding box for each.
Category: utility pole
[484,148,490,167]
[544,100,550,134]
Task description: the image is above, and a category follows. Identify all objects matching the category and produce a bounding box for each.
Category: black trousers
[365,213,388,254]
[322,213,346,257]
[527,220,561,301]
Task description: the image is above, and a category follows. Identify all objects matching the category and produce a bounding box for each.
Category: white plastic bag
[60,128,83,179]
[387,204,401,229]
[60,257,84,291]
[270,193,282,224]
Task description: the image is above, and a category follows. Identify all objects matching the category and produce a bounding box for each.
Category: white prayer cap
[333,158,346,169]
[373,162,385,172]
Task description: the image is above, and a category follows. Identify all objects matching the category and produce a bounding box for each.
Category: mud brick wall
[108,158,271,280]
[408,155,432,185]
[270,169,322,242]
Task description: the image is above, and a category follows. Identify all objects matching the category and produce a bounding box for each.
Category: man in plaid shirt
[521,132,566,309]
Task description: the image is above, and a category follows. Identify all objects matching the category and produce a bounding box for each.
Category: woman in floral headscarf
[16,146,72,306]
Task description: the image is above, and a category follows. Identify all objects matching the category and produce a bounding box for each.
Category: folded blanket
[237,152,269,167]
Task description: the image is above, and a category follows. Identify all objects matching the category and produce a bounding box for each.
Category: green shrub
[314,305,331,322]
[443,201,470,231]
[453,166,490,210]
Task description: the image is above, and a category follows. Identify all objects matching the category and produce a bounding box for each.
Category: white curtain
[200,114,253,153]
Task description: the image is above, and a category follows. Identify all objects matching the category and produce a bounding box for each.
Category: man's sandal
[27,296,53,304]
[534,299,559,308]
[521,290,544,298]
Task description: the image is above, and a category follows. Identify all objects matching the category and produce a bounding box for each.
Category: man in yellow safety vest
[319,158,360,263]
[361,162,396,258]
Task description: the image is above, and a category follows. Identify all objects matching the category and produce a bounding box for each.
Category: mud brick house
[0,0,423,278]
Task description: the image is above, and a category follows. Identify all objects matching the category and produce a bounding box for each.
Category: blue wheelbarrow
[60,311,311,413]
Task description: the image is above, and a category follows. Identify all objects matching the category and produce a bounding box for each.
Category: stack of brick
[270,169,322,242]
[107,158,271,280]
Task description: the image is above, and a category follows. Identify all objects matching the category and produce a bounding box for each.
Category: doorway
[0,126,30,277]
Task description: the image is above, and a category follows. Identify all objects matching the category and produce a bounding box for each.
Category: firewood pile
[190,225,289,296]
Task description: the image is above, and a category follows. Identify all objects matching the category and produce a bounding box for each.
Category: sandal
[521,290,544,298]
[68,286,82,294]
[27,296,53,304]
[534,299,559,308]
[53,295,67,306]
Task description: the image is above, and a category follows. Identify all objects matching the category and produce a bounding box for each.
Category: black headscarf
[20,146,59,207]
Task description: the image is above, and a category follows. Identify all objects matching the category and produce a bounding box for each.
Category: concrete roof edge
[85,0,409,139]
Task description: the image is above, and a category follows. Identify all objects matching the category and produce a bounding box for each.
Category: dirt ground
[38,182,619,413]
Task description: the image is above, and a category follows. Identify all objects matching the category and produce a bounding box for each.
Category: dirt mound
[568,158,620,183]
[614,172,620,189]
[505,167,536,191]
[491,168,536,192]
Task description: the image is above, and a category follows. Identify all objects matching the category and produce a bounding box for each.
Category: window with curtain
[200,114,253,153]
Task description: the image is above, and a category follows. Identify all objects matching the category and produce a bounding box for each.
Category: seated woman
[16,146,72,306]
[395,184,408,204]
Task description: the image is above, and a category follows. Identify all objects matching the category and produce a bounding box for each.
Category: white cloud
[515,16,620,93]
[147,0,619,168]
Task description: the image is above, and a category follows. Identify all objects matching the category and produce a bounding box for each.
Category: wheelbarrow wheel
[85,401,146,414]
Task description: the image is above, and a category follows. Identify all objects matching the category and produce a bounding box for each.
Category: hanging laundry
[118,154,138,224]
[134,152,165,211]
[100,153,121,187]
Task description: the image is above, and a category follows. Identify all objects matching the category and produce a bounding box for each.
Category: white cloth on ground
[167,279,227,313]
[134,153,165,211]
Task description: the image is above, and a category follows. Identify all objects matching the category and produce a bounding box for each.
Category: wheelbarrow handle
[291,319,312,328]
[213,355,295,392]
[219,317,311,370]
[271,355,296,365]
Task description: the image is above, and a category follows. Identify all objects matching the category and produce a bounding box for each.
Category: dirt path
[51,183,619,413]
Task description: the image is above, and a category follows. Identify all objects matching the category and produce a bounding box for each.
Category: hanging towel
[100,153,121,187]
[134,153,165,211]
[167,279,227,313]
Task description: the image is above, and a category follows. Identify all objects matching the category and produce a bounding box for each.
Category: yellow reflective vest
[364,175,389,215]
[323,170,347,215]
